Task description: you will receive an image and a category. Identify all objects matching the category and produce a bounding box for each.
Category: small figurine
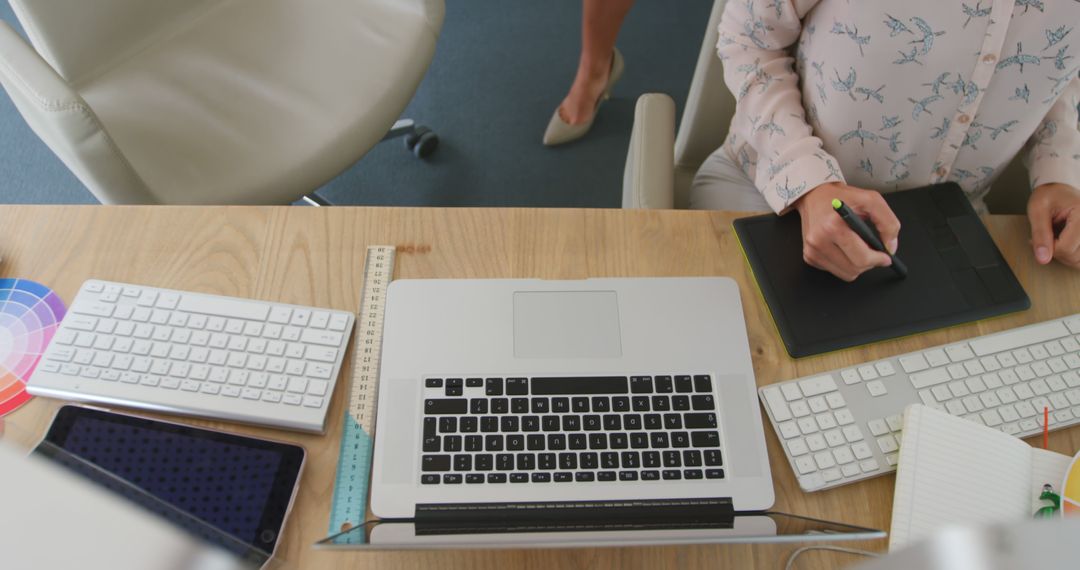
[1034,484,1061,519]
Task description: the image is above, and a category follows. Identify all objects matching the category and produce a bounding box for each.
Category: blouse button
[957,114,971,124]
[981,53,997,64]
[936,166,948,177]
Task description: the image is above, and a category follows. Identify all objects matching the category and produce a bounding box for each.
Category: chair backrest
[671,0,734,208]
[8,0,219,86]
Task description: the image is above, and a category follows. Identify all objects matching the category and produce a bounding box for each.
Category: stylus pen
[831,199,908,278]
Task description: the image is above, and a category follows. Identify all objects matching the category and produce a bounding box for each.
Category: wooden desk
[3,206,1078,569]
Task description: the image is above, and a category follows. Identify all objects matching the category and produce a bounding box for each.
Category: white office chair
[0,0,444,205]
[622,0,1030,213]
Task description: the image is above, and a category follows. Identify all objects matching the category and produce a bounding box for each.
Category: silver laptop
[369,277,775,520]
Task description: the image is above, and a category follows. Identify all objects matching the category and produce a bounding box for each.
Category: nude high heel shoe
[543,47,625,146]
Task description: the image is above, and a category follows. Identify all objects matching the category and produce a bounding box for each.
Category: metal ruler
[327,245,395,542]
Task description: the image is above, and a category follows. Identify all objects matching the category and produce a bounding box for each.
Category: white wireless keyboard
[28,280,354,433]
[759,313,1080,492]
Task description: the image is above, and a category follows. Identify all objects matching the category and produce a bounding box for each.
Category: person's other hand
[793,182,901,282]
[1028,183,1080,269]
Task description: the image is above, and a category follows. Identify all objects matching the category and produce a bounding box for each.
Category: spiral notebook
[889,405,1072,551]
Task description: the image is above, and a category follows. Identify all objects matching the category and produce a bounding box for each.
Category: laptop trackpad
[513,291,622,358]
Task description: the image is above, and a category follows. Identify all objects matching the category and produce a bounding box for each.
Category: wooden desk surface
[2,206,1078,569]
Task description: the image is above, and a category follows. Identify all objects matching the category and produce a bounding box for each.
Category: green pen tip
[831,198,842,210]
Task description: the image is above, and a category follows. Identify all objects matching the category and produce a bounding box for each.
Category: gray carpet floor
[0,0,711,206]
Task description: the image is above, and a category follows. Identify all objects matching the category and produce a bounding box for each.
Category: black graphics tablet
[733,183,1029,357]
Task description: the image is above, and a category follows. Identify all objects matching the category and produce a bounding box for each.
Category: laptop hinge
[414,497,734,525]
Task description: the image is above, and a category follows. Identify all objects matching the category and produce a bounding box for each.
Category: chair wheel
[404,126,438,159]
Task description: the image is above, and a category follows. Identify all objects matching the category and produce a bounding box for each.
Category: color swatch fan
[0,279,66,416]
[1063,451,1080,517]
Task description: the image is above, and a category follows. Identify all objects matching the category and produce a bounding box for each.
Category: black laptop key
[554,472,573,482]
[446,387,462,397]
[630,376,653,393]
[491,398,509,414]
[630,432,649,449]
[470,399,488,414]
[621,451,640,468]
[510,473,529,483]
[706,469,725,479]
[592,397,611,412]
[576,472,596,482]
[422,455,451,471]
[486,378,504,396]
[650,432,669,448]
[569,434,587,449]
[563,415,582,431]
[487,473,507,483]
[516,454,536,470]
[642,451,661,468]
[552,397,570,413]
[644,414,663,430]
[704,449,723,466]
[598,471,617,482]
[601,452,619,469]
[480,416,498,432]
[439,417,457,433]
[454,454,472,471]
[609,433,628,449]
[425,399,466,415]
[655,376,673,393]
[674,375,693,393]
[672,396,690,411]
[683,449,703,467]
[539,453,556,470]
[423,417,437,437]
[548,434,566,450]
[580,452,599,469]
[662,470,681,480]
[691,395,715,411]
[422,436,440,452]
[496,453,514,471]
[422,474,439,484]
[506,378,528,395]
[693,375,712,392]
[652,396,671,411]
[663,451,681,467]
[444,435,462,452]
[664,413,683,430]
[572,397,590,412]
[589,433,608,449]
[612,397,631,412]
[511,398,529,414]
[632,396,651,411]
[507,434,524,451]
[641,470,660,481]
[583,415,602,431]
[624,414,642,430]
[527,434,545,450]
[542,416,560,432]
[684,413,718,429]
[684,469,703,480]
[460,417,478,433]
[485,435,504,452]
[426,378,443,388]
[559,453,578,470]
[603,414,622,431]
[465,435,482,452]
[532,472,551,483]
[692,431,721,448]
[531,398,550,413]
[475,454,493,471]
[466,377,483,388]
[617,471,638,481]
[671,431,690,448]
[466,473,485,484]
[500,416,519,432]
[531,376,628,395]
[522,416,540,432]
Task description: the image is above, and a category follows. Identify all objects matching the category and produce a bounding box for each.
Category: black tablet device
[35,405,304,561]
[733,183,1029,357]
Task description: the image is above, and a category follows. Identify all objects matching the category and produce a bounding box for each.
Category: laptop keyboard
[419,375,726,485]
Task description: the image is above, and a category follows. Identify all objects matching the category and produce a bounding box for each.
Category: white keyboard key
[283,393,302,406]
[980,409,1003,426]
[798,417,819,435]
[885,453,900,466]
[982,372,1002,389]
[306,345,339,363]
[875,361,896,377]
[842,425,864,442]
[925,349,949,367]
[841,369,860,385]
[799,473,826,491]
[1055,409,1074,423]
[851,441,872,459]
[899,353,929,373]
[876,435,898,454]
[964,360,985,376]
[798,375,838,397]
[808,396,828,413]
[1015,400,1037,417]
[287,377,309,394]
[303,395,324,408]
[860,459,879,473]
[787,439,809,456]
[310,311,330,328]
[794,456,816,475]
[857,365,878,381]
[866,380,887,397]
[971,321,1069,356]
[814,452,836,469]
[833,447,855,464]
[806,433,827,451]
[301,329,343,347]
[999,405,1020,422]
[945,400,966,415]
[885,414,903,432]
[328,313,351,331]
[948,381,970,398]
[946,344,975,362]
[1002,422,1020,435]
[841,463,861,477]
[1019,418,1039,431]
[790,401,811,417]
[962,395,984,413]
[825,392,846,408]
[910,367,951,389]
[979,392,1001,408]
[1067,317,1080,334]
[778,421,800,439]
[947,364,968,380]
[781,383,802,401]
[823,429,845,447]
[868,419,888,436]
[834,409,855,425]
[918,389,935,405]
[822,468,842,482]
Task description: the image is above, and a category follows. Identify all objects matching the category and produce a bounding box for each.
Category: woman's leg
[559,0,634,125]
[690,148,771,212]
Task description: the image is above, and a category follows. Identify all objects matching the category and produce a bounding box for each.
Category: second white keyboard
[28,279,355,433]
[758,313,1080,492]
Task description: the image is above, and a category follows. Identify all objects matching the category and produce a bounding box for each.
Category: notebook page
[1029,448,1072,513]
[889,405,1031,551]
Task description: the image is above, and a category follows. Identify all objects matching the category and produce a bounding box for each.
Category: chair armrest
[622,93,676,209]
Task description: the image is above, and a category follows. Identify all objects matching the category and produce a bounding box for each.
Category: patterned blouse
[716,0,1080,213]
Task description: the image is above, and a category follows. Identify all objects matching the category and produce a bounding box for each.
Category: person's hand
[793,182,901,282]
[1028,183,1080,269]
